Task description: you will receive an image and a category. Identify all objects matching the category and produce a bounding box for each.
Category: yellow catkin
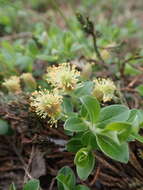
[46,63,80,91]
[2,76,21,93]
[30,89,62,126]
[93,78,116,102]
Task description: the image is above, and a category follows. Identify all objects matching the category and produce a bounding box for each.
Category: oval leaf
[64,117,88,132]
[104,122,132,142]
[80,96,100,124]
[75,82,94,97]
[97,105,130,128]
[23,179,40,190]
[57,166,76,190]
[75,150,95,180]
[127,109,143,134]
[81,131,99,150]
[96,134,129,163]
[66,139,83,153]
[62,97,73,114]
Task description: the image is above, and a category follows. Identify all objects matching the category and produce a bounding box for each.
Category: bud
[93,78,116,102]
[74,148,89,167]
[2,76,21,93]
[81,63,92,80]
[21,73,37,91]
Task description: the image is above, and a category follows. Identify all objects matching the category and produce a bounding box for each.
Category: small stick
[128,74,143,88]
[24,145,35,183]
[7,137,33,180]
[89,166,100,186]
[92,33,105,64]
[49,177,56,190]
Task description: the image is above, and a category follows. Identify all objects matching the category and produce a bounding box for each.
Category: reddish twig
[89,166,101,186]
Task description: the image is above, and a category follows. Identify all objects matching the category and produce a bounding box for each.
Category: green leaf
[64,117,88,132]
[125,64,141,76]
[63,32,73,50]
[57,166,76,190]
[62,97,73,114]
[23,179,40,190]
[96,134,129,163]
[98,131,120,145]
[137,110,143,127]
[104,122,132,142]
[74,82,94,97]
[16,55,33,72]
[57,174,71,190]
[27,39,39,56]
[80,96,100,124]
[81,131,99,150]
[127,109,140,134]
[74,148,95,180]
[37,54,59,62]
[136,84,143,96]
[74,148,89,167]
[9,183,16,190]
[66,139,83,153]
[75,185,90,190]
[132,134,143,143]
[97,105,130,128]
[76,153,95,180]
[80,105,89,120]
[127,109,139,123]
[0,119,9,135]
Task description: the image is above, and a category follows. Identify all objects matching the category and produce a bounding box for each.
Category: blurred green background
[0,0,143,79]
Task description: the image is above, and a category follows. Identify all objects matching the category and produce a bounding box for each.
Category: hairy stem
[91,32,108,69]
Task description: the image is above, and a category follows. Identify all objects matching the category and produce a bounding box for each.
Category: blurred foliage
[0,0,143,81]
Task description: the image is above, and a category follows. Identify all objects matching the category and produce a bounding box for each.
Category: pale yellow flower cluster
[46,63,80,91]
[30,89,62,125]
[93,78,116,102]
[30,62,80,124]
[2,76,21,93]
[2,73,37,93]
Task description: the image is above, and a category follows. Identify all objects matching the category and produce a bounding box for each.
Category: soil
[0,92,143,190]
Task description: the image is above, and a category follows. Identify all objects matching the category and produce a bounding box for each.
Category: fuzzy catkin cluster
[2,76,21,93]
[30,62,81,125]
[2,73,36,93]
[46,63,80,91]
[93,78,116,102]
[30,89,62,126]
